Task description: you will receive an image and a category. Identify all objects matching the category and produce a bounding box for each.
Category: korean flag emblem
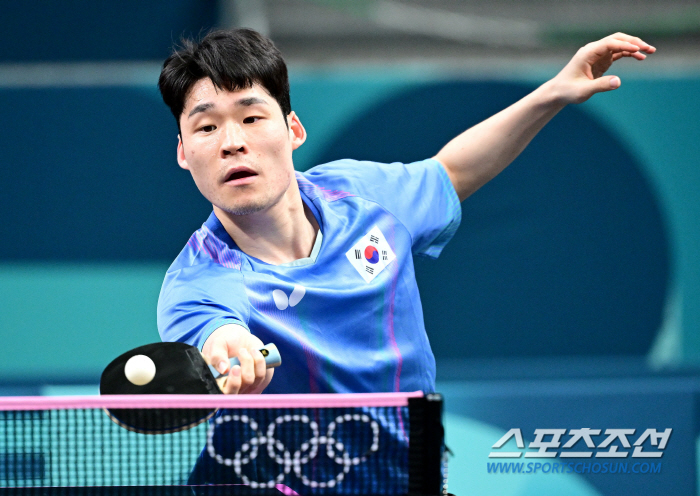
[345,226,396,283]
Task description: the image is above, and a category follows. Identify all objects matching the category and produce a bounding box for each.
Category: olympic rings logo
[206,413,380,489]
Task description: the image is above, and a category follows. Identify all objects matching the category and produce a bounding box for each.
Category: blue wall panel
[0,1,217,62]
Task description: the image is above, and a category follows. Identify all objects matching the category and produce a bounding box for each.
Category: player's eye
[200,125,216,133]
[243,116,260,124]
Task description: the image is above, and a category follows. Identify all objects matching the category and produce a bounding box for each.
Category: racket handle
[208,343,281,379]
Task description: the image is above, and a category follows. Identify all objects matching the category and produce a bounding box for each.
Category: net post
[408,393,444,495]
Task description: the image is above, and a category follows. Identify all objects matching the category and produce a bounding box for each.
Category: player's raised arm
[201,323,274,394]
[434,33,656,202]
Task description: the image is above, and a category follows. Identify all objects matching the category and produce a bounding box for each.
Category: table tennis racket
[99,341,281,434]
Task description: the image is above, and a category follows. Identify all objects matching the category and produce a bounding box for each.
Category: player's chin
[221,199,269,217]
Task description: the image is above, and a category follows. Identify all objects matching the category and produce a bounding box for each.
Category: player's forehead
[182,78,277,116]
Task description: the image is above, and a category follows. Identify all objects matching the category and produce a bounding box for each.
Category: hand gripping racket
[99,342,281,434]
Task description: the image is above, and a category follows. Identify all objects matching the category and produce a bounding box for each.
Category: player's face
[177,79,305,216]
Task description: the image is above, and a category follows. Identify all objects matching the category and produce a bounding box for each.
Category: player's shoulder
[160,238,245,305]
[300,157,443,203]
[304,158,401,180]
[300,158,412,199]
[166,218,243,275]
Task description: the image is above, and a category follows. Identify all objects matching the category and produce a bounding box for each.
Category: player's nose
[220,122,246,157]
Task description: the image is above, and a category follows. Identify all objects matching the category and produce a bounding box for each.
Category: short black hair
[158,29,291,127]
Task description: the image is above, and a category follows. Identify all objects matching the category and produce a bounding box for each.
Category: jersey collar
[203,177,325,266]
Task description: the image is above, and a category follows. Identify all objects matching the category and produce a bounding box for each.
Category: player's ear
[288,111,306,150]
[177,135,190,170]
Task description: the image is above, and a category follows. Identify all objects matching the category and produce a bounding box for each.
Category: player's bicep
[432,155,465,201]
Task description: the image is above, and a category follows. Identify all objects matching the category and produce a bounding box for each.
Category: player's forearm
[434,79,567,201]
[436,33,655,202]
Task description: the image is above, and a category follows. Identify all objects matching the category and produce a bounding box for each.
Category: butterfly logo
[272,285,306,310]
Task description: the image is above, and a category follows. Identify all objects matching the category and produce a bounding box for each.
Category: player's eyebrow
[187,102,215,118]
[235,96,268,107]
[187,97,268,119]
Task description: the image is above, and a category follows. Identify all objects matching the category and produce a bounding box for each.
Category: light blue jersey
[157,158,461,394]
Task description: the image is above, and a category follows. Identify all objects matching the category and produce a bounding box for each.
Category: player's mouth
[223,167,258,186]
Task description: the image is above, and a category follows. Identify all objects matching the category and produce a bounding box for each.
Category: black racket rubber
[100,342,221,434]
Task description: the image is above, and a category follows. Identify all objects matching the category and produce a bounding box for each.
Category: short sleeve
[304,158,462,258]
[157,262,251,350]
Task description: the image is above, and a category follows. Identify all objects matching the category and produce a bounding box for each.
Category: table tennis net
[0,393,444,495]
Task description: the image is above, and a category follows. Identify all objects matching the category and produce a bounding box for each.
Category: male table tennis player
[157,29,654,396]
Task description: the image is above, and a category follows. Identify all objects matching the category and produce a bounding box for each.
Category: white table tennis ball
[124,354,156,386]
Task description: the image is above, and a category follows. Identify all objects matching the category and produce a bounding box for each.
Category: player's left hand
[551,33,655,105]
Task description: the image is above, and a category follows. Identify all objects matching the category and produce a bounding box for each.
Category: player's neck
[214,183,319,265]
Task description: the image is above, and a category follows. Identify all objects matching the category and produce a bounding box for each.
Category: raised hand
[552,33,656,104]
[434,32,656,201]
